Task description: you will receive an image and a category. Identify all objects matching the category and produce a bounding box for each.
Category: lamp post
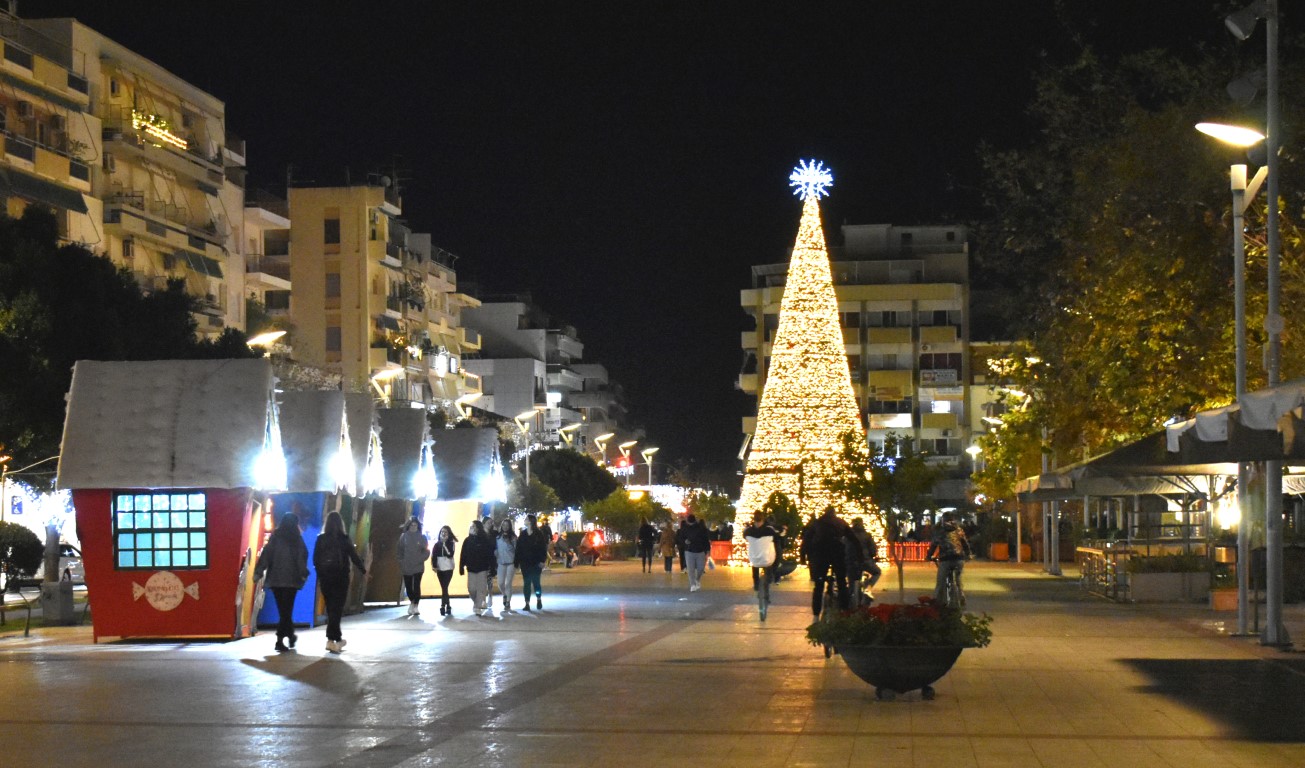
[558,423,581,447]
[514,408,542,486]
[1224,0,1286,646]
[370,366,403,407]
[1196,121,1265,638]
[641,447,660,485]
[618,441,638,486]
[594,432,615,466]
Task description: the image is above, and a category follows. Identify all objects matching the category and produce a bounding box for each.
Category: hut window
[112,491,209,569]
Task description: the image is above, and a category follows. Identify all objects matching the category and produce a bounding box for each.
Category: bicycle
[928,557,966,608]
[818,576,837,657]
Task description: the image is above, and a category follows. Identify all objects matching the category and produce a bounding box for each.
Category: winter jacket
[514,529,548,569]
[926,522,972,561]
[397,530,429,576]
[459,532,496,574]
[658,526,677,558]
[432,536,457,572]
[801,512,851,566]
[637,522,657,548]
[495,532,517,567]
[254,527,308,589]
[743,523,778,568]
[313,530,365,578]
[677,520,711,554]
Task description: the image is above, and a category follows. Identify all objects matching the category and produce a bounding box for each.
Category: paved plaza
[3,559,1305,767]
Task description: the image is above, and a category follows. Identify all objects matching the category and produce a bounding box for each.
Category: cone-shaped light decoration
[736,161,865,525]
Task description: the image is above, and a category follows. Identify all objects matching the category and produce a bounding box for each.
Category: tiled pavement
[3,559,1305,767]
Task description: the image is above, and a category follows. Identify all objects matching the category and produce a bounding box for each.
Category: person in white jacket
[743,511,779,622]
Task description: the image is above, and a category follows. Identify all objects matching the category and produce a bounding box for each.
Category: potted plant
[806,597,992,700]
[1126,553,1211,602]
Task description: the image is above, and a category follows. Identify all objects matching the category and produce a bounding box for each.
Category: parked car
[13,544,83,586]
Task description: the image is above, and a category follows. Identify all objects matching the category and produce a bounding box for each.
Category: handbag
[706,557,715,571]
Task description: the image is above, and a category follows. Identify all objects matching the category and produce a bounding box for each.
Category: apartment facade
[740,223,974,502]
[286,183,481,410]
[29,16,247,336]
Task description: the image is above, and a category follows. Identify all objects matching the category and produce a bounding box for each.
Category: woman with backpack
[396,517,429,616]
[314,510,366,653]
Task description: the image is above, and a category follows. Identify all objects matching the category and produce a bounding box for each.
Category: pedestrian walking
[495,518,518,611]
[396,517,429,616]
[459,519,495,615]
[658,523,677,573]
[744,511,779,621]
[637,517,657,573]
[314,511,366,653]
[676,514,711,592]
[515,514,548,611]
[432,525,457,616]
[801,505,851,617]
[254,510,308,652]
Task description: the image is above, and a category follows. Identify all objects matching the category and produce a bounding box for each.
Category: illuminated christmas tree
[736,161,866,525]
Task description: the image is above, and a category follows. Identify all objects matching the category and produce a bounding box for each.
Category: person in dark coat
[676,514,712,592]
[800,505,852,617]
[514,514,548,610]
[459,519,496,616]
[314,511,366,653]
[254,510,309,652]
[637,517,657,573]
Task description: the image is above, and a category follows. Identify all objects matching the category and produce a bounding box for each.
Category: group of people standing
[634,515,716,591]
[397,514,551,617]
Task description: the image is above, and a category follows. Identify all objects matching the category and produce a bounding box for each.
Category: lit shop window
[113,492,208,570]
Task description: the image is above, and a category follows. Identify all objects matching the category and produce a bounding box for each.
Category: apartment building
[286,182,481,410]
[740,223,973,502]
[28,16,247,335]
[461,298,633,459]
[243,189,290,323]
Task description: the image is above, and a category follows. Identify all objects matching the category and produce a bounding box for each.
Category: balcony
[740,330,757,349]
[460,327,481,351]
[737,373,758,393]
[547,366,584,392]
[102,109,223,186]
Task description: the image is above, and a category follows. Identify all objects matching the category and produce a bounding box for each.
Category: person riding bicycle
[801,505,852,617]
[743,511,779,621]
[925,511,972,606]
[845,518,882,606]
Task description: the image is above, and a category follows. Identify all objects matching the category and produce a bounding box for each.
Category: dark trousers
[319,574,349,642]
[271,587,298,641]
[640,545,654,571]
[436,569,453,608]
[520,564,542,600]
[679,550,686,571]
[663,555,674,572]
[810,560,848,617]
[403,572,423,605]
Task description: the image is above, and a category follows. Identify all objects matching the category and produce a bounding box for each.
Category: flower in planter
[806,596,993,648]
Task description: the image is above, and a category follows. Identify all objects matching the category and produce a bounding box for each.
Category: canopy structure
[377,408,429,500]
[428,428,499,502]
[279,391,348,494]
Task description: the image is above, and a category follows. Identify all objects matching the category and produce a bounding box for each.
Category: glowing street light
[558,423,581,447]
[370,366,403,406]
[618,440,638,458]
[641,446,659,484]
[514,408,543,484]
[245,330,287,350]
[594,432,615,465]
[454,392,482,420]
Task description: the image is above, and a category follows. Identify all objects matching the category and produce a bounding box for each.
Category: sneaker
[536,597,542,610]
[288,633,297,649]
[337,638,347,650]
[325,640,338,653]
[524,604,531,612]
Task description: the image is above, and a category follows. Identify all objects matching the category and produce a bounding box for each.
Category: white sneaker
[337,638,347,650]
[326,640,339,653]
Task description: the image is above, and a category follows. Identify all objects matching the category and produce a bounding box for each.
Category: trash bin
[39,580,76,625]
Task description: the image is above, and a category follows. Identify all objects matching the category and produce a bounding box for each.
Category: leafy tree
[825,431,942,600]
[507,476,560,516]
[529,447,619,508]
[685,490,735,530]
[0,521,41,590]
[581,489,671,541]
[760,491,803,543]
[0,207,258,481]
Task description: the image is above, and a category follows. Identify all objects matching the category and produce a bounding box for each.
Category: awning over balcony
[0,166,88,213]
[178,250,223,279]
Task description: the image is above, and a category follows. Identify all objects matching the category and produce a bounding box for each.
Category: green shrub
[1125,553,1210,574]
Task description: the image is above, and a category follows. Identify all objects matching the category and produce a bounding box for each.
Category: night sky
[25,1,1232,487]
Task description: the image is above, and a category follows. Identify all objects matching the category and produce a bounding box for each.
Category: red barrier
[889,542,931,562]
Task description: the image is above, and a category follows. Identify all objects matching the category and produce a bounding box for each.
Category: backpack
[318,539,344,571]
[936,526,964,559]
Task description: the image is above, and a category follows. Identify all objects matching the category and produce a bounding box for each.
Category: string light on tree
[736,161,867,531]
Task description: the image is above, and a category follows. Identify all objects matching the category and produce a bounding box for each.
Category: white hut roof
[344,392,376,493]
[280,391,346,493]
[377,408,429,499]
[57,359,274,490]
[430,428,499,502]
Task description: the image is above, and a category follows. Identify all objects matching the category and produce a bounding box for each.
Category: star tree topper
[789,159,833,200]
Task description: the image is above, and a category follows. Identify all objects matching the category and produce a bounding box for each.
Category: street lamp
[1222,0,1286,646]
[246,330,287,352]
[1197,121,1265,637]
[514,408,542,485]
[454,392,482,420]
[594,432,615,466]
[641,447,659,485]
[558,423,581,447]
[617,441,638,486]
[370,366,404,407]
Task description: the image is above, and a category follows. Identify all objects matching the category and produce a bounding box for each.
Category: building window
[109,77,120,97]
[325,272,341,299]
[265,290,289,310]
[122,239,133,260]
[931,400,953,414]
[112,492,208,570]
[324,217,340,245]
[326,326,341,352]
[841,311,861,328]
